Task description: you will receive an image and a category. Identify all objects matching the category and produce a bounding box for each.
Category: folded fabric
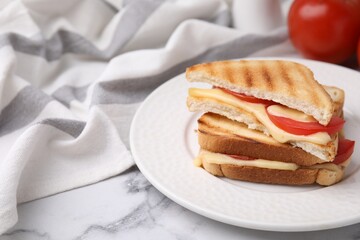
[0,0,291,234]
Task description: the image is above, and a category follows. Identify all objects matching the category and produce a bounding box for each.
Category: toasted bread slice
[197,149,346,186]
[198,113,337,164]
[186,60,334,125]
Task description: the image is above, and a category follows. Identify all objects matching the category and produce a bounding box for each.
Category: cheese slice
[267,105,316,122]
[197,150,347,172]
[197,150,299,171]
[189,88,331,145]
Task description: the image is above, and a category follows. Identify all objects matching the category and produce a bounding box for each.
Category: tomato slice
[228,154,255,160]
[217,87,276,105]
[333,139,355,165]
[266,106,345,135]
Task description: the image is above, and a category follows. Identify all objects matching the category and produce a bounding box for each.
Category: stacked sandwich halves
[186,60,355,186]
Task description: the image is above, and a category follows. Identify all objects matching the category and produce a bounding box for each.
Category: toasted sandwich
[186,60,355,186]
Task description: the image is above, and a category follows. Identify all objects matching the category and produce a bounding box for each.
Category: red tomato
[219,88,276,105]
[228,154,255,160]
[266,107,345,135]
[358,38,360,66]
[333,139,355,164]
[288,0,360,64]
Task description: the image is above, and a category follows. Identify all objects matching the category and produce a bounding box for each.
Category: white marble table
[1,166,360,240]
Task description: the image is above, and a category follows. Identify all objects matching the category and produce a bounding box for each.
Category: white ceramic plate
[130,58,360,232]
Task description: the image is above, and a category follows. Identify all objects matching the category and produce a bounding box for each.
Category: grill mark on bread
[198,117,230,134]
[278,61,294,93]
[211,61,232,84]
[198,129,210,135]
[261,62,273,90]
[198,118,207,126]
[207,62,215,77]
[295,63,307,84]
[242,61,253,87]
[223,61,234,84]
[296,63,320,107]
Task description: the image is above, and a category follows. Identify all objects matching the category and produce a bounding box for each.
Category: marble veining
[75,173,173,239]
[2,229,50,240]
[2,168,360,240]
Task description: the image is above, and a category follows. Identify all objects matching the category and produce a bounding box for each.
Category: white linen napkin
[0,0,294,234]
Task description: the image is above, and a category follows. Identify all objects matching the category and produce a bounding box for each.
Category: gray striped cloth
[0,0,295,233]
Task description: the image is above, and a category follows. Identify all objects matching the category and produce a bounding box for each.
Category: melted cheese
[189,88,331,145]
[204,114,282,145]
[309,163,341,172]
[198,150,299,171]
[267,105,316,122]
[194,157,202,167]
[197,150,348,172]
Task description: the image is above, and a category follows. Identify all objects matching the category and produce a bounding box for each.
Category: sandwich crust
[199,151,344,186]
[186,60,334,125]
[202,159,343,186]
[323,85,344,117]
